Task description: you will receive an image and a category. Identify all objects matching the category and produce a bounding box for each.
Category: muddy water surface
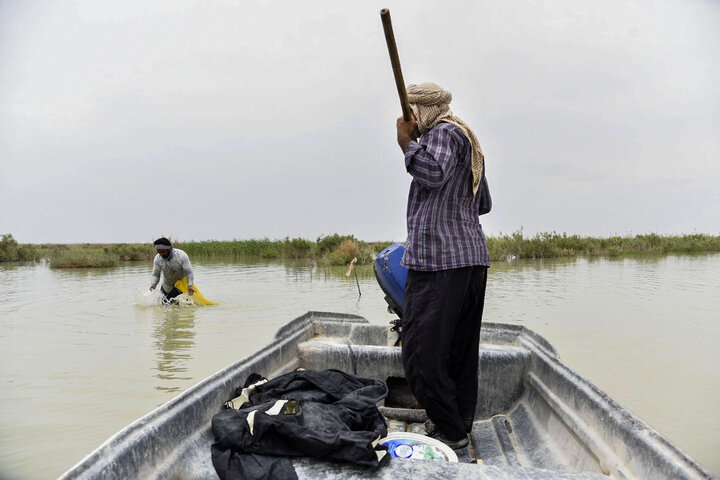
[1,254,718,478]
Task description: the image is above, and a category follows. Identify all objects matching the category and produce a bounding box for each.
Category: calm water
[1,255,719,479]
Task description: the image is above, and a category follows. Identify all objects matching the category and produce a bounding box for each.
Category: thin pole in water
[345,257,361,297]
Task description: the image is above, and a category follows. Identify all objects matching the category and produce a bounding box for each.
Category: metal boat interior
[60,312,713,480]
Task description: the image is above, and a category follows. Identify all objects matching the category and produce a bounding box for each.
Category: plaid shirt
[401,122,490,271]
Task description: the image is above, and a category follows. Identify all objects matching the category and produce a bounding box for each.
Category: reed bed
[177,235,381,266]
[487,231,720,260]
[49,250,120,268]
[3,232,719,268]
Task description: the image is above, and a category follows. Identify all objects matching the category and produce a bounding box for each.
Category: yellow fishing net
[174,277,219,305]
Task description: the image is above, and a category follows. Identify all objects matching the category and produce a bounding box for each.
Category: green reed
[49,250,120,268]
[177,235,389,265]
[3,232,719,268]
[486,231,720,260]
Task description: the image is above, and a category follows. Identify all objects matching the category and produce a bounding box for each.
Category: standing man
[395,82,491,449]
[149,237,195,304]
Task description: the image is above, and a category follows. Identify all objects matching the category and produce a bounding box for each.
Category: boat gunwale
[518,332,714,480]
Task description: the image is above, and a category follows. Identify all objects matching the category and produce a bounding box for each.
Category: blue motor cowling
[373,243,408,319]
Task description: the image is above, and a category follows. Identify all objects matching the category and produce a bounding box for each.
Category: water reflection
[193,256,378,280]
[151,306,197,393]
[283,260,316,282]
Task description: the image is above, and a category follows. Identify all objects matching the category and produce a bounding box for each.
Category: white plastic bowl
[379,432,459,463]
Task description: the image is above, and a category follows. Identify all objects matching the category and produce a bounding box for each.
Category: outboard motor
[373,243,408,338]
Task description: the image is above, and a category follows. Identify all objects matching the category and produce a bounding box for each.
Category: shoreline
[2,232,719,267]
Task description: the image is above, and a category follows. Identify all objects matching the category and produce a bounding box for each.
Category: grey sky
[1,0,718,244]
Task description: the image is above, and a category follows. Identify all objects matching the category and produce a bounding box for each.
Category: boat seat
[297,337,531,421]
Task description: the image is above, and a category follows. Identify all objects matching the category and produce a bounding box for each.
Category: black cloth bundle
[211,369,389,480]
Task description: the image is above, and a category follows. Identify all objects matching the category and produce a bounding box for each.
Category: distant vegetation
[2,232,719,268]
[0,234,42,261]
[486,231,720,260]
[177,235,380,266]
[45,243,157,268]
[49,250,121,268]
[1,238,157,268]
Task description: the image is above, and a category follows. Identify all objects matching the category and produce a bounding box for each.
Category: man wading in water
[149,237,195,304]
[395,82,491,450]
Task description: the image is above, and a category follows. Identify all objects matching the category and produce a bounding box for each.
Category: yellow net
[174,277,219,305]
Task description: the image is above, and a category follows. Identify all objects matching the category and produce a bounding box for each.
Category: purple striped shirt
[401,122,490,271]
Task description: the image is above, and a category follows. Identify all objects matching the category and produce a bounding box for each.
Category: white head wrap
[407,82,484,195]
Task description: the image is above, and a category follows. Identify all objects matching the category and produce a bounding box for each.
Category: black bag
[211,369,389,480]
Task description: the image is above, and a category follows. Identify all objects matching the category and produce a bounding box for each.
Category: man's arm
[478,173,492,215]
[150,255,161,290]
[180,252,195,295]
[396,116,417,152]
[402,124,461,190]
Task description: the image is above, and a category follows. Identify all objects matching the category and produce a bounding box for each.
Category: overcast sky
[1,0,718,244]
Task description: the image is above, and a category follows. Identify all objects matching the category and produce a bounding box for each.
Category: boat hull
[60,312,715,480]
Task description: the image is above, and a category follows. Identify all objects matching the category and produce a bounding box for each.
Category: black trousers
[402,265,488,441]
[161,286,182,304]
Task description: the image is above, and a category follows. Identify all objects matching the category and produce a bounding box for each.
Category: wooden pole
[380,9,411,121]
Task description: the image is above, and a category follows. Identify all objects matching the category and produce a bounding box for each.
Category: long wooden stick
[380,9,411,121]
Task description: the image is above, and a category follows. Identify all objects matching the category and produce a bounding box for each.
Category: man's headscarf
[153,237,172,251]
[407,82,484,196]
